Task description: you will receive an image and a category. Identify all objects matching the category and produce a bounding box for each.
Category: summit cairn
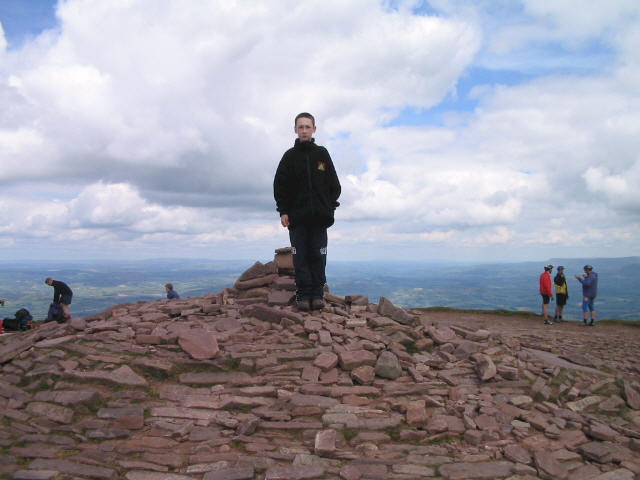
[1,247,640,479]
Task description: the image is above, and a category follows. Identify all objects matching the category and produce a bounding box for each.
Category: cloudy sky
[1,0,639,262]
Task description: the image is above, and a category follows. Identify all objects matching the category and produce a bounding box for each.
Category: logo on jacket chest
[317,161,326,171]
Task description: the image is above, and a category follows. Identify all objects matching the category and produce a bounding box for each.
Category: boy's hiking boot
[589,320,594,326]
[544,320,553,325]
[296,297,310,312]
[311,298,325,310]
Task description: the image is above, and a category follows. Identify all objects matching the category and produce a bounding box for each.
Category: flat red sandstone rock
[178,328,219,360]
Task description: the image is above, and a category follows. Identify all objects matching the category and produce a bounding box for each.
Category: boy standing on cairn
[274,113,341,311]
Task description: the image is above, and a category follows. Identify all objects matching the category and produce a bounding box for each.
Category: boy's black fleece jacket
[52,280,72,303]
[274,138,341,228]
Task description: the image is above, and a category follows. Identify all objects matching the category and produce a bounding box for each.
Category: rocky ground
[1,247,639,480]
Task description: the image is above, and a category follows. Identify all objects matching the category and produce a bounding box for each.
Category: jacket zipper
[305,154,314,214]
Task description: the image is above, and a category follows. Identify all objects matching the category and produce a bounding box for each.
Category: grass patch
[594,319,640,328]
[136,365,171,381]
[421,343,435,353]
[59,347,83,358]
[19,375,60,390]
[224,405,254,413]
[549,373,570,388]
[59,449,81,457]
[533,391,555,403]
[384,425,403,442]
[405,342,419,355]
[416,306,539,318]
[419,307,638,324]
[342,429,358,442]
[51,376,130,392]
[231,439,246,451]
[619,406,634,423]
[172,361,221,377]
[35,378,59,392]
[225,355,241,370]
[271,429,304,442]
[428,434,460,445]
[599,404,630,420]
[84,396,109,414]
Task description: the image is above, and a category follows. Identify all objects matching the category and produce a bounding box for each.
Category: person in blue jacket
[165,283,180,299]
[575,264,598,326]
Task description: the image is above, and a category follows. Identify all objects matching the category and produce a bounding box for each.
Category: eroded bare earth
[1,248,639,480]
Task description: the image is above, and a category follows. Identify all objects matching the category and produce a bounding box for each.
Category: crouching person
[45,277,73,321]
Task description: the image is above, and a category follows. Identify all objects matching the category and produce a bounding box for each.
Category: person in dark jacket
[575,264,598,326]
[165,283,180,299]
[274,112,341,311]
[45,277,73,320]
[553,266,568,321]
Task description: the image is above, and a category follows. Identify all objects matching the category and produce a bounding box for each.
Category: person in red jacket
[539,264,554,325]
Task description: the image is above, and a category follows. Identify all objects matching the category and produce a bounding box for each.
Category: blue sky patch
[0,0,58,49]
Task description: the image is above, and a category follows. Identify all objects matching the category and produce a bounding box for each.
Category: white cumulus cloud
[0,0,639,261]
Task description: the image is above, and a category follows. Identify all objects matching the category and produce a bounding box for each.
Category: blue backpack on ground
[46,303,65,323]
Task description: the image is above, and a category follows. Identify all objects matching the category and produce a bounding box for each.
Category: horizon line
[0,255,638,265]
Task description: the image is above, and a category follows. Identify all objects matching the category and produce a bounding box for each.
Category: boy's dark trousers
[288,224,327,300]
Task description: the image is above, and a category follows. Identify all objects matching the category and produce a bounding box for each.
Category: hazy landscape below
[1,256,638,322]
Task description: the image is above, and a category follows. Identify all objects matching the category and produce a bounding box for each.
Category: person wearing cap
[553,266,568,321]
[539,264,554,325]
[575,265,598,326]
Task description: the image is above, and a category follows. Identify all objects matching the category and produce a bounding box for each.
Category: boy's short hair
[295,112,315,127]
[45,277,53,284]
[165,283,173,290]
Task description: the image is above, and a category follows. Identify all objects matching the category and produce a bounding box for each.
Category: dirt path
[418,309,640,381]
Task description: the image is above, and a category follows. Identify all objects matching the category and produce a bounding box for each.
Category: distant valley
[1,256,638,322]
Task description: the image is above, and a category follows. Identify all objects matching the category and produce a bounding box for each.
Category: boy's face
[295,117,316,142]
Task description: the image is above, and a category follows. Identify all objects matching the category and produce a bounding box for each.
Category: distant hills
[0,256,638,321]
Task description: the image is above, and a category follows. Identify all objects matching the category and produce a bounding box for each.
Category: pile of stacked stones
[0,247,639,479]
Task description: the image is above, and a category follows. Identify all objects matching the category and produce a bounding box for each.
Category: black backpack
[3,317,21,331]
[15,308,32,327]
[3,308,32,331]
